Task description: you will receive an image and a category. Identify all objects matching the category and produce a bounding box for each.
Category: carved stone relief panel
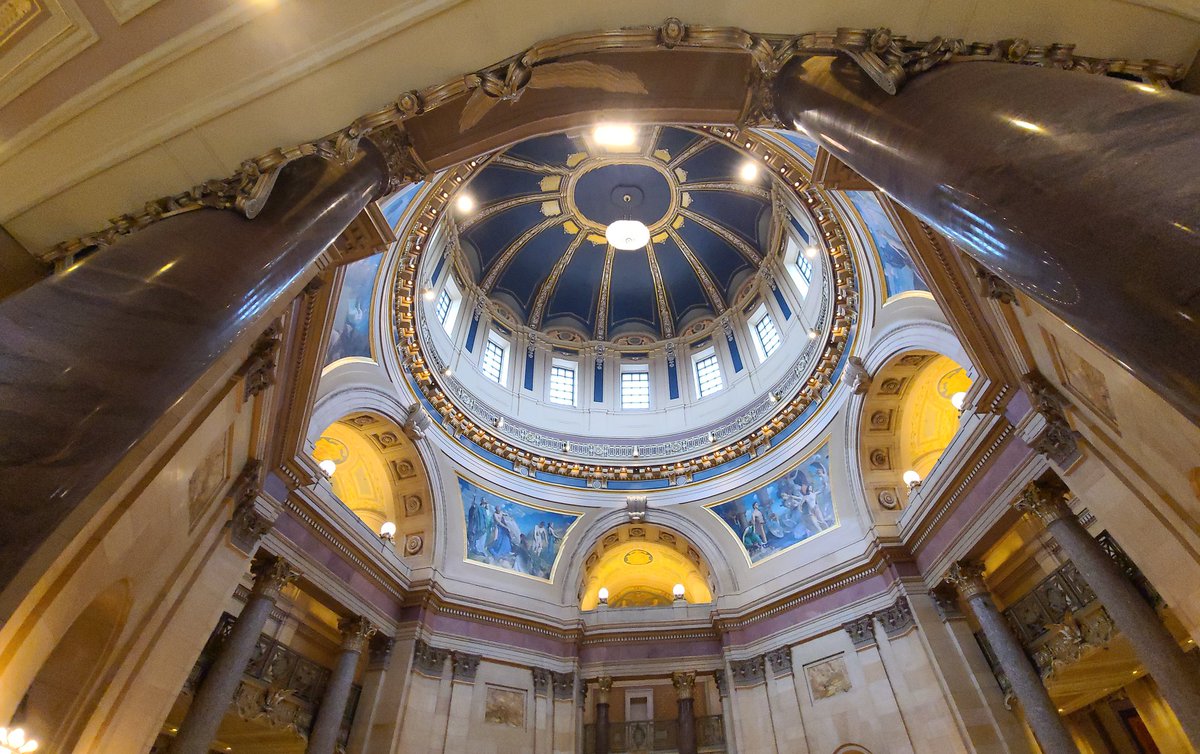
[483,686,526,728]
[188,428,230,527]
[805,655,852,701]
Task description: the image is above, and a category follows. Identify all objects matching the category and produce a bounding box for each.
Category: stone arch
[857,349,972,512]
[832,745,873,754]
[309,404,436,563]
[19,579,132,753]
[558,507,738,606]
[575,521,717,610]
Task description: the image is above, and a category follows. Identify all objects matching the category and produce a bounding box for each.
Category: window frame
[548,358,578,407]
[481,331,510,386]
[437,277,463,334]
[750,304,782,362]
[620,365,652,411]
[692,347,724,399]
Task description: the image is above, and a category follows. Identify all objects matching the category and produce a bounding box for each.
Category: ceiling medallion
[391,127,860,483]
[623,549,654,565]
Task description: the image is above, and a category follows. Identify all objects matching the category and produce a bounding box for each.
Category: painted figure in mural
[710,445,837,564]
[324,255,383,365]
[458,477,579,580]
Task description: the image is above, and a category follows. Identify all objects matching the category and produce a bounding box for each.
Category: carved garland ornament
[48,19,1183,267]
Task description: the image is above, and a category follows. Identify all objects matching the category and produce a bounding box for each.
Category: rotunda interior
[0,6,1198,754]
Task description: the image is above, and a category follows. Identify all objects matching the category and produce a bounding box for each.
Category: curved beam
[528,231,586,329]
[678,207,761,265]
[645,240,675,338]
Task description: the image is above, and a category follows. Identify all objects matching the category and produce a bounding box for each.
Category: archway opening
[311,411,434,560]
[860,350,972,509]
[579,523,714,610]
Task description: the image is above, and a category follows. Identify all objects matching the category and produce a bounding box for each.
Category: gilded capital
[944,560,990,601]
[338,615,377,653]
[597,675,613,705]
[249,555,298,600]
[672,671,697,700]
[1014,478,1072,527]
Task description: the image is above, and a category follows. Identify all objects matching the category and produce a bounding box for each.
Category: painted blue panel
[465,313,480,352]
[845,190,930,298]
[607,249,659,335]
[678,140,753,183]
[655,126,703,161]
[504,132,579,166]
[771,285,793,320]
[492,221,572,317]
[686,191,770,248]
[726,333,744,373]
[654,234,714,324]
[608,478,671,491]
[459,476,579,580]
[462,202,547,272]
[325,254,382,365]
[430,252,447,285]
[694,453,750,482]
[593,364,604,403]
[524,350,535,390]
[379,182,422,228]
[463,165,546,206]
[461,437,514,470]
[676,220,750,294]
[546,240,604,334]
[667,359,680,400]
[789,216,810,243]
[534,472,589,488]
[706,443,835,563]
[771,130,820,159]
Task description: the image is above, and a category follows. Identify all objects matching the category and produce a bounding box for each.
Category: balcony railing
[583,715,726,753]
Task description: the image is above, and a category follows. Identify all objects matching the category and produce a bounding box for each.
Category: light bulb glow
[598,587,609,603]
[605,220,650,250]
[950,391,967,410]
[0,728,38,753]
[318,459,337,477]
[903,470,922,488]
[804,246,818,259]
[420,287,436,300]
[672,583,685,599]
[593,124,636,147]
[455,194,475,213]
[380,521,397,539]
[739,162,759,181]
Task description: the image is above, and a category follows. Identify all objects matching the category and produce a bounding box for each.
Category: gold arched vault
[578,523,714,610]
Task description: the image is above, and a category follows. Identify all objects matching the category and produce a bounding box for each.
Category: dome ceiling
[457,126,774,342]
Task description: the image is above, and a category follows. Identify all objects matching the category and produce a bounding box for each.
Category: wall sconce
[380,521,397,542]
[672,583,686,602]
[598,587,609,605]
[0,727,39,753]
[950,391,967,411]
[317,459,337,478]
[903,470,922,491]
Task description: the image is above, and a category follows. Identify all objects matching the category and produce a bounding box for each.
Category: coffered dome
[456,126,774,343]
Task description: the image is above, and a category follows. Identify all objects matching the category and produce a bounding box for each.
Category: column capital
[337,615,376,653]
[1014,477,1073,527]
[452,651,481,682]
[367,634,395,671]
[596,675,613,705]
[843,614,876,648]
[765,647,793,677]
[552,671,576,701]
[249,555,297,601]
[532,667,551,696]
[945,560,990,601]
[672,671,697,700]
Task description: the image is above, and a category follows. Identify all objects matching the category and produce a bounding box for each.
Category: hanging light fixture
[605,219,650,251]
[0,728,39,754]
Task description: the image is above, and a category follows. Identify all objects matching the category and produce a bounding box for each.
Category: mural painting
[806,655,853,700]
[845,190,930,298]
[484,686,526,728]
[770,129,820,159]
[324,254,383,365]
[459,477,580,580]
[708,443,836,564]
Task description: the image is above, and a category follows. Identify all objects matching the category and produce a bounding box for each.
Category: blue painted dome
[456,126,775,342]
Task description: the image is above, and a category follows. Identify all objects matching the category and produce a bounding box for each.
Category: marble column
[345,633,394,754]
[0,141,392,593]
[775,56,1200,423]
[1016,478,1200,746]
[673,671,697,754]
[169,556,296,754]
[595,676,612,754]
[945,561,1079,754]
[306,616,375,754]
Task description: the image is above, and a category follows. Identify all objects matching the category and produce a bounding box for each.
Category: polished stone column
[1016,478,1200,746]
[0,142,391,594]
[169,556,296,754]
[345,633,394,754]
[307,616,375,754]
[594,676,612,754]
[672,671,697,754]
[945,561,1079,754]
[775,57,1200,423]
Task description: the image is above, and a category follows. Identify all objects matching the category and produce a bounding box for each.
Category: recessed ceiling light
[593,124,636,147]
[605,220,650,250]
[739,162,759,181]
[456,194,475,213]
